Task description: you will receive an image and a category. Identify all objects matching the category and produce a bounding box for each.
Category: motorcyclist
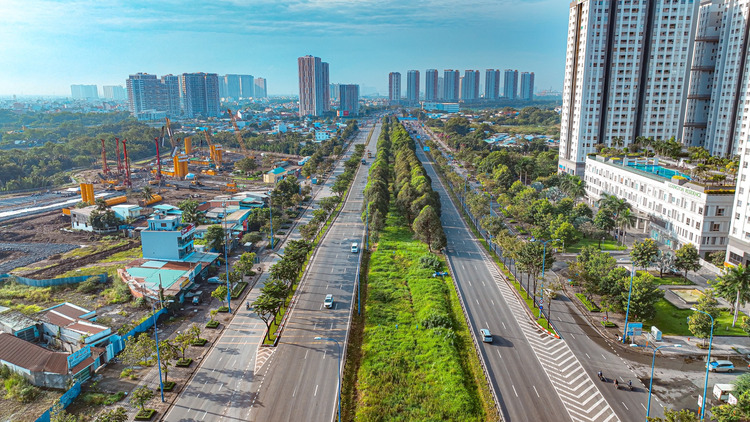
[597,370,603,380]
[614,379,619,389]
[628,380,633,390]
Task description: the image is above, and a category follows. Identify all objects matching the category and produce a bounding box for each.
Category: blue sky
[0,0,569,96]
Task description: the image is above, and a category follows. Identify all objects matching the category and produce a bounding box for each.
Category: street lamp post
[222,202,232,313]
[631,343,682,419]
[691,307,715,421]
[531,238,559,319]
[622,263,635,344]
[315,337,342,422]
[150,299,173,402]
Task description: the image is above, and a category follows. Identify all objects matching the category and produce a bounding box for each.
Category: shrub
[4,373,38,403]
[421,311,452,329]
[0,365,10,379]
[77,277,100,294]
[575,293,600,312]
[120,368,134,379]
[418,253,442,271]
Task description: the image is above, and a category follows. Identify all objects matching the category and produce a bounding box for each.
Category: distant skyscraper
[161,75,181,117]
[339,84,359,117]
[520,72,534,101]
[406,70,420,104]
[437,77,444,100]
[461,70,480,102]
[443,70,459,102]
[254,78,267,98]
[388,72,401,104]
[180,73,220,118]
[330,83,341,102]
[485,69,500,100]
[224,75,241,99]
[425,69,438,101]
[239,75,254,98]
[70,84,98,99]
[298,55,329,116]
[127,73,177,117]
[503,70,518,99]
[102,85,126,100]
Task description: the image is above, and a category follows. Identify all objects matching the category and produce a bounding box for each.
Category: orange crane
[227,108,254,158]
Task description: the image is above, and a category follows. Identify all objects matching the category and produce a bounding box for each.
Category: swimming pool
[627,163,691,180]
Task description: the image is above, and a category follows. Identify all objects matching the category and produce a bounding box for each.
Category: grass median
[349,211,496,422]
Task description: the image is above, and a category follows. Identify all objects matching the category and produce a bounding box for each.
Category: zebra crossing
[486,263,620,422]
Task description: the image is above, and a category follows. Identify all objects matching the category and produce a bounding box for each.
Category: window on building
[711,223,721,231]
[717,208,725,216]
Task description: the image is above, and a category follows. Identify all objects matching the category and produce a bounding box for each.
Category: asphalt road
[244,122,378,422]
[409,121,620,422]
[163,122,376,422]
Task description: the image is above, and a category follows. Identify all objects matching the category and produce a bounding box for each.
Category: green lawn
[645,299,746,336]
[566,238,626,253]
[640,271,693,286]
[354,212,493,422]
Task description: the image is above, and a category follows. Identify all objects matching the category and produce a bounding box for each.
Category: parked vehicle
[708,360,735,373]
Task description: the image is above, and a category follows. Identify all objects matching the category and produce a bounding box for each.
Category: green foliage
[129,386,154,412]
[204,225,226,253]
[211,285,228,306]
[94,406,128,422]
[412,205,447,251]
[646,408,698,422]
[50,402,79,422]
[178,199,203,225]
[418,253,442,271]
[631,239,659,270]
[675,243,701,278]
[688,289,720,345]
[76,276,101,294]
[4,372,38,403]
[120,332,156,368]
[575,293,600,312]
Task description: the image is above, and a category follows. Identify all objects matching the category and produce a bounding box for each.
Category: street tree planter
[135,409,156,421]
[176,358,193,367]
[205,320,219,329]
[191,338,208,346]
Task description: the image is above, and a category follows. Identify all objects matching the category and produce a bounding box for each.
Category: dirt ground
[0,389,62,422]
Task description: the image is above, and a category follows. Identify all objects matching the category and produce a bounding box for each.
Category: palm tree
[141,186,154,203]
[714,265,750,327]
[615,208,637,245]
[560,175,586,202]
[599,194,631,240]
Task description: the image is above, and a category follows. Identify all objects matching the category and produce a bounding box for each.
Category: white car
[324,294,334,309]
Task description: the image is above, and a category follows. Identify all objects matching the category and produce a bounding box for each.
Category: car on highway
[708,360,735,372]
[351,243,359,253]
[480,328,493,343]
[324,294,334,309]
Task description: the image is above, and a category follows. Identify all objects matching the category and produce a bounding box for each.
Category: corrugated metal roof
[0,333,68,374]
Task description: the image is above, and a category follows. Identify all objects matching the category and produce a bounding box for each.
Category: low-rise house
[264,167,287,184]
[111,204,142,221]
[0,306,39,341]
[37,303,112,353]
[70,206,97,231]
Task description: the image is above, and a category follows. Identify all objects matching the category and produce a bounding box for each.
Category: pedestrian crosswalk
[486,262,620,422]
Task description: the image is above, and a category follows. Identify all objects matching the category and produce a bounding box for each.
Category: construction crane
[153,137,162,182]
[227,109,254,158]
[165,118,178,156]
[100,139,110,174]
[121,138,132,188]
[115,138,123,175]
[203,129,222,168]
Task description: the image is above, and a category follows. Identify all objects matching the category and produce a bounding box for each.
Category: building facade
[520,72,534,101]
[559,0,701,176]
[330,83,340,103]
[180,73,220,118]
[503,69,518,99]
[339,84,359,117]
[425,69,439,101]
[406,70,420,105]
[461,70,480,102]
[141,214,196,261]
[443,70,460,102]
[584,155,732,257]
[102,85,126,100]
[70,85,98,99]
[298,55,329,116]
[485,69,500,100]
[224,74,241,99]
[254,77,267,98]
[239,75,255,98]
[389,72,401,104]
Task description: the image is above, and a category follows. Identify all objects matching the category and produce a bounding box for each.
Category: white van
[351,243,359,253]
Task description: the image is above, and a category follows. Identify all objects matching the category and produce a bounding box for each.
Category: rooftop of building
[0,333,68,374]
[268,167,287,175]
[38,303,109,336]
[0,307,38,332]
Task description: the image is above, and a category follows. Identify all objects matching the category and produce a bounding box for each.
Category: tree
[646,408,699,422]
[593,209,615,233]
[130,385,154,412]
[173,331,193,361]
[158,339,178,383]
[235,252,257,277]
[204,225,226,253]
[120,332,155,368]
[619,273,663,321]
[235,157,257,174]
[412,205,446,251]
[141,186,154,203]
[94,407,127,422]
[319,196,340,214]
[712,390,750,422]
[178,199,203,225]
[688,289,720,347]
[211,285,228,307]
[444,116,470,136]
[261,279,289,305]
[675,243,701,280]
[189,323,203,342]
[270,259,300,286]
[332,177,349,197]
[299,222,318,241]
[615,208,637,245]
[553,221,580,250]
[656,251,675,278]
[252,293,283,341]
[89,208,119,231]
[630,239,659,270]
[713,264,750,327]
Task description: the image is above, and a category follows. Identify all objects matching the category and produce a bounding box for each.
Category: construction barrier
[7,273,107,288]
[35,381,82,422]
[106,308,167,359]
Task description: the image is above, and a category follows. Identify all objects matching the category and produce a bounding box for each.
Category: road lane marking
[218,383,223,391]
[533,385,540,398]
[622,402,628,411]
[512,385,518,397]
[468,280,472,286]
[304,350,309,359]
[641,403,646,410]
[585,353,591,359]
[497,350,502,358]
[323,350,327,359]
[491,299,495,306]
[601,354,607,360]
[314,384,319,396]
[482,280,485,286]
[202,410,207,420]
[502,322,507,330]
[475,299,479,305]
[570,334,576,339]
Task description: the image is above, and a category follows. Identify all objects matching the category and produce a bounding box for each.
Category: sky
[0,0,569,97]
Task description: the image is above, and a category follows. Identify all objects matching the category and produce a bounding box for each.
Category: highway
[163,121,376,422]
[243,122,378,422]
[409,121,620,422]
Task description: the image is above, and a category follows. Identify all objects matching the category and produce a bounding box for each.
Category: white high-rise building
[558,0,700,176]
[461,70,479,102]
[298,56,329,116]
[425,69,438,101]
[406,70,420,105]
[503,70,518,99]
[388,72,401,104]
[520,72,534,101]
[485,69,500,100]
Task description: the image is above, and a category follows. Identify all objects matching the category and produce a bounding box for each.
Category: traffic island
[176,358,193,367]
[205,320,219,329]
[161,381,176,392]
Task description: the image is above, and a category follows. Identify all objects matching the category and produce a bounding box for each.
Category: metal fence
[106,308,167,359]
[35,381,82,422]
[6,273,107,288]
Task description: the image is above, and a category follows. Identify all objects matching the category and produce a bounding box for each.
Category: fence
[106,308,167,359]
[35,381,82,422]
[3,273,107,288]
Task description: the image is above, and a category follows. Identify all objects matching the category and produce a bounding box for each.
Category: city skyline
[0,0,568,96]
